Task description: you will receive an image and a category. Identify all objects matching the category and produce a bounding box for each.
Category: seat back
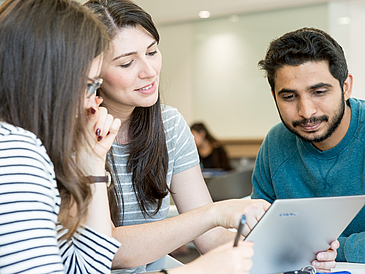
[206,165,254,201]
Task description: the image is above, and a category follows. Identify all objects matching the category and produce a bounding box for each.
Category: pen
[233,214,246,247]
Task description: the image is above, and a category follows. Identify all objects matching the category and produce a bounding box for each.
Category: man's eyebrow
[112,41,157,62]
[277,88,296,96]
[277,83,333,96]
[308,83,333,90]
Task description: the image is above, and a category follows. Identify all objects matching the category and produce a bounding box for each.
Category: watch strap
[89,171,111,187]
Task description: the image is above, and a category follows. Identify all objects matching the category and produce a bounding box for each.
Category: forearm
[111,197,267,269]
[148,266,194,274]
[146,240,254,274]
[84,182,112,237]
[111,204,217,269]
[79,153,113,237]
[193,227,236,254]
[337,234,365,262]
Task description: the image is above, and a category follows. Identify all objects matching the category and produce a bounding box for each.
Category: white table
[334,262,365,273]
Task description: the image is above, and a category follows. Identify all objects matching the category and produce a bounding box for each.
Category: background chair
[205,164,254,202]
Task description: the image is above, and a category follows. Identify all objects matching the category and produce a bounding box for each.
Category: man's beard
[279,94,346,143]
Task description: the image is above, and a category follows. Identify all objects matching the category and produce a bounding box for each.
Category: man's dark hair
[258,27,348,93]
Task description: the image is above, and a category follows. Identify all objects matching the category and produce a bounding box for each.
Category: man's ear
[343,73,353,101]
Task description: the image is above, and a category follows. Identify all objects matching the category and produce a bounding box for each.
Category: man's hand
[312,240,339,272]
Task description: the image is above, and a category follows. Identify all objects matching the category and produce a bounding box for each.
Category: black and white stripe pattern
[0,123,120,273]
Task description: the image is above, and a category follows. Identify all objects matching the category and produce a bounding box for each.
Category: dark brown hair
[258,27,348,94]
[84,0,169,223]
[191,122,218,145]
[190,122,231,171]
[0,0,108,239]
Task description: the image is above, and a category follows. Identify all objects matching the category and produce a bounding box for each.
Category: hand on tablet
[312,240,339,272]
[212,199,271,236]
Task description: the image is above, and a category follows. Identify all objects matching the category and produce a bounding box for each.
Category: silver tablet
[245,195,365,274]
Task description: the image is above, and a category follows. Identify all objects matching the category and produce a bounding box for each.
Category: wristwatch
[90,171,111,187]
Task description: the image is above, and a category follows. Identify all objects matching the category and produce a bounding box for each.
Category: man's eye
[314,90,327,95]
[282,94,295,100]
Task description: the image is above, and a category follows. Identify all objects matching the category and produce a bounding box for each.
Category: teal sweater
[252,97,365,262]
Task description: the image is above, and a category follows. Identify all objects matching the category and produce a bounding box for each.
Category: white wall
[3,0,365,139]
[342,0,365,100]
[159,4,329,138]
[159,24,195,124]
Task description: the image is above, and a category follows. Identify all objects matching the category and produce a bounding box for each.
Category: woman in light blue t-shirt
[84,1,272,273]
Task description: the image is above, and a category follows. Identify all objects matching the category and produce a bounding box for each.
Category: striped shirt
[109,105,199,273]
[0,122,120,273]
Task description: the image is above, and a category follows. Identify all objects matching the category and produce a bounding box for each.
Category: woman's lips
[134,82,156,95]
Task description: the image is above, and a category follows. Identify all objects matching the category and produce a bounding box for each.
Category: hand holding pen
[234,214,247,247]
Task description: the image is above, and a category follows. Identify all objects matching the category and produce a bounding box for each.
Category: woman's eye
[147,50,157,56]
[120,61,133,68]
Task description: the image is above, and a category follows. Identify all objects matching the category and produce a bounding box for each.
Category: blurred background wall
[3,0,364,140]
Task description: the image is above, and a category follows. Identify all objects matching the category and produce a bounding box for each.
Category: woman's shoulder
[160,104,185,128]
[0,122,58,206]
[1,122,39,141]
[161,104,179,119]
[0,122,53,167]
[160,104,192,143]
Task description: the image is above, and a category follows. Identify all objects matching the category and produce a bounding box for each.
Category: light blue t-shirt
[252,97,365,263]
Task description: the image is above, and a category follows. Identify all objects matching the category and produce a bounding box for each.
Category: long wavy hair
[0,0,109,239]
[85,0,169,224]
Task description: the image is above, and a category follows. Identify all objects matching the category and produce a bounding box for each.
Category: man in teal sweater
[252,27,364,268]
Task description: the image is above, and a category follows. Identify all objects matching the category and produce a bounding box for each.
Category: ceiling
[76,0,333,25]
[130,0,331,25]
[0,0,331,25]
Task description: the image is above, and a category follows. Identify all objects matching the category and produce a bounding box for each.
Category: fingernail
[90,107,96,114]
[96,128,101,136]
[313,261,320,267]
[107,131,110,136]
[317,253,324,260]
[97,136,103,142]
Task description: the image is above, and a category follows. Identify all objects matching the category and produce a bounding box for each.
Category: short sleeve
[57,225,121,273]
[162,106,199,175]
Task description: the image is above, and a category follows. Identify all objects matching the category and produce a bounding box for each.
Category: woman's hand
[80,105,121,236]
[78,106,121,175]
[86,106,121,159]
[182,241,254,274]
[208,199,271,236]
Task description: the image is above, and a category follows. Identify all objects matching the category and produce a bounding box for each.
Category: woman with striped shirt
[0,0,122,273]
